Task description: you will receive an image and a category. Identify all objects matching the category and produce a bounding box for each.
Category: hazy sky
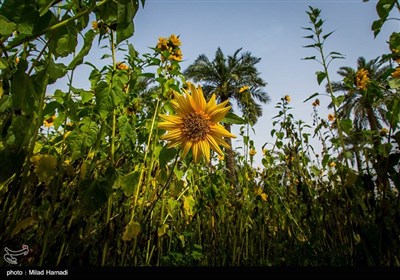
[67,0,399,166]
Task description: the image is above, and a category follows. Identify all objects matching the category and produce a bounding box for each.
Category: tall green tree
[329,56,390,132]
[184,47,269,183]
[329,56,393,188]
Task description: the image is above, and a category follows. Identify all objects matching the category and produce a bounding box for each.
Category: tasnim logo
[3,245,29,265]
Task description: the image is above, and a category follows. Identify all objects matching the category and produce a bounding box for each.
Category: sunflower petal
[206,134,224,156]
[199,140,210,162]
[214,136,231,149]
[158,121,182,131]
[209,124,237,138]
[192,142,200,163]
[173,91,191,115]
[158,114,183,124]
[208,106,231,123]
[189,83,206,112]
[181,140,192,160]
[160,129,182,141]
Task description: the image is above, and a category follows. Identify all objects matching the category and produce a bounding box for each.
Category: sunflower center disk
[182,112,211,143]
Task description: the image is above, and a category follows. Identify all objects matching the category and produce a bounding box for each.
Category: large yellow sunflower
[158,83,236,163]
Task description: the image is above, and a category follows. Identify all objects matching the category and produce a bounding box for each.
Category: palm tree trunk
[366,106,388,192]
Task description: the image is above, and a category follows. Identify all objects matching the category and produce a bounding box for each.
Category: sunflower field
[0,0,399,267]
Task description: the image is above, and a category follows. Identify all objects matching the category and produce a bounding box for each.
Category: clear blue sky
[68,0,399,166]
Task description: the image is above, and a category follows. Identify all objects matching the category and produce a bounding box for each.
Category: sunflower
[355,68,370,90]
[158,83,236,163]
[43,115,56,128]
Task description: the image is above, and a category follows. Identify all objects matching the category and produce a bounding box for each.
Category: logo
[3,245,29,265]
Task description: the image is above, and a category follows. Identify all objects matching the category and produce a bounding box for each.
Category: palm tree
[329,56,389,132]
[329,56,392,189]
[184,47,269,183]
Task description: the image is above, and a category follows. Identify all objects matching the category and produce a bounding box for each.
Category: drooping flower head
[284,95,291,103]
[391,67,400,79]
[355,68,370,91]
[249,148,257,156]
[158,83,236,163]
[169,34,182,47]
[239,85,249,93]
[312,98,320,107]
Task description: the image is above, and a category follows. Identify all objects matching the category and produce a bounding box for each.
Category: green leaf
[376,0,395,19]
[11,62,36,114]
[276,131,284,139]
[0,57,9,70]
[0,15,16,36]
[316,71,327,85]
[333,95,345,107]
[389,77,400,89]
[372,19,384,37]
[116,22,134,45]
[56,34,77,57]
[37,0,54,17]
[182,195,195,217]
[303,92,319,103]
[122,220,141,241]
[302,56,316,60]
[389,32,400,52]
[322,31,334,40]
[157,224,169,237]
[68,30,96,70]
[339,118,353,134]
[80,90,94,104]
[159,145,178,167]
[42,101,62,116]
[120,166,141,197]
[222,112,247,125]
[48,61,67,84]
[95,81,113,119]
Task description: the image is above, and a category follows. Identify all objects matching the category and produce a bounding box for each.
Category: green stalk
[130,98,161,221]
[102,30,117,266]
[110,30,117,165]
[8,55,50,237]
[311,15,349,171]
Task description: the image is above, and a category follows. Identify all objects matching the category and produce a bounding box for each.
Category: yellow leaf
[183,195,195,217]
[80,161,87,179]
[178,235,185,247]
[157,224,169,237]
[122,221,141,241]
[260,193,268,201]
[33,154,57,184]
[11,217,36,237]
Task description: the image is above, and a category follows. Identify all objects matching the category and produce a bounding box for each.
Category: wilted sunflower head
[355,68,370,90]
[158,83,236,163]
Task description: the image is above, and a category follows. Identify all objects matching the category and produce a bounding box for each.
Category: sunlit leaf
[0,15,16,36]
[183,195,195,217]
[222,112,247,125]
[316,71,327,85]
[157,224,169,237]
[120,165,141,197]
[33,154,57,185]
[10,217,36,237]
[122,220,141,241]
[68,30,96,70]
